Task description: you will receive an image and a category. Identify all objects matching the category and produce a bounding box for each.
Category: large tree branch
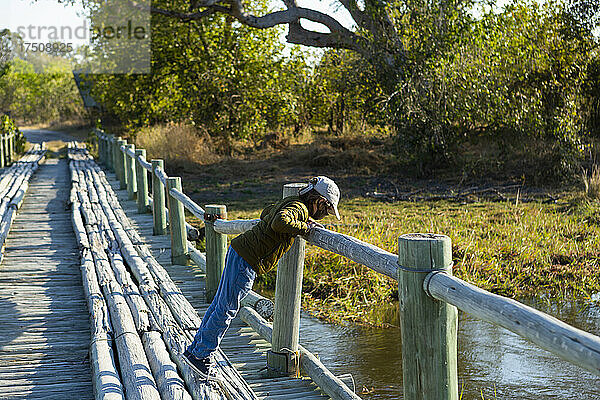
[138,0,403,72]
[338,0,370,30]
[149,5,222,21]
[149,1,370,54]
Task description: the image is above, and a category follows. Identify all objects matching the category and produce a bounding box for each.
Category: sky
[1,0,90,47]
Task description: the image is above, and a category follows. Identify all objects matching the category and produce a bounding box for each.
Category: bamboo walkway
[0,158,94,399]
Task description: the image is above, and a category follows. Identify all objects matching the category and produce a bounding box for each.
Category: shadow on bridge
[0,157,93,399]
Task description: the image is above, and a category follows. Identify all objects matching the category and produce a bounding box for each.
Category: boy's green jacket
[231,196,309,275]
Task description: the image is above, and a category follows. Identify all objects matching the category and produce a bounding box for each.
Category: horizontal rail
[154,167,168,187]
[212,219,398,279]
[214,218,260,235]
[118,143,151,172]
[305,228,398,280]
[187,241,206,269]
[121,144,135,159]
[137,156,152,172]
[169,187,205,220]
[425,272,600,377]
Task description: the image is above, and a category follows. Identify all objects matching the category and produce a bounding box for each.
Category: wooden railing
[0,130,17,168]
[95,129,600,400]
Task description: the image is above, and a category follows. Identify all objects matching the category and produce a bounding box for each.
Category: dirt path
[21,129,78,144]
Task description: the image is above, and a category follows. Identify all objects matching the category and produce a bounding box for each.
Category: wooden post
[106,134,114,171]
[135,149,149,213]
[7,134,12,165]
[97,131,104,163]
[0,135,5,168]
[103,134,109,166]
[151,160,167,235]
[7,135,11,165]
[3,134,8,167]
[397,233,458,400]
[125,144,137,198]
[100,133,106,164]
[204,204,227,303]
[112,136,120,175]
[267,183,306,377]
[166,177,188,265]
[116,138,127,190]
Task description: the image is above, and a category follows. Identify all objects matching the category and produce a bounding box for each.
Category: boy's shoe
[182,350,213,380]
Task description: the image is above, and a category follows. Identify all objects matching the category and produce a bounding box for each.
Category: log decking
[0,158,94,399]
[0,146,332,400]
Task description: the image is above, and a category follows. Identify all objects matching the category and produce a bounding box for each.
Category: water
[299,298,600,399]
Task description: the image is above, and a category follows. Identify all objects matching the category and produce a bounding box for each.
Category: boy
[183,176,341,379]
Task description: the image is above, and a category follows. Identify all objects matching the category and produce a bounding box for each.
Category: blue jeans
[187,246,256,359]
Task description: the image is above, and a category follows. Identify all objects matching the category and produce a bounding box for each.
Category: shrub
[391,0,598,180]
[134,122,219,169]
[0,114,25,154]
[583,165,600,199]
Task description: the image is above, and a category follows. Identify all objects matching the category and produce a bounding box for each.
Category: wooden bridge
[1,130,600,400]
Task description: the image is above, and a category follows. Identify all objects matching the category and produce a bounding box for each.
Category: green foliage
[391,0,600,180]
[71,0,600,182]
[88,0,309,143]
[311,50,388,134]
[0,55,86,125]
[0,114,25,153]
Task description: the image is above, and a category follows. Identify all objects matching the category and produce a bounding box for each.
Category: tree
[568,0,600,30]
[85,0,311,141]
[139,0,476,91]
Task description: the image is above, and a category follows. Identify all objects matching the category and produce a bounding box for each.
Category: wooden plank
[0,158,93,400]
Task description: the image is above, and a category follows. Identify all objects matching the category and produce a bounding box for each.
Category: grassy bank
[189,194,600,327]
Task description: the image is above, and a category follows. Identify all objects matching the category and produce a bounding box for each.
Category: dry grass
[583,165,600,199]
[134,122,220,169]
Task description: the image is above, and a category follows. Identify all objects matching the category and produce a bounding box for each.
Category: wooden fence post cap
[398,233,452,273]
[205,204,226,211]
[167,177,181,186]
[284,183,305,188]
[283,183,305,197]
[151,159,164,169]
[399,233,450,242]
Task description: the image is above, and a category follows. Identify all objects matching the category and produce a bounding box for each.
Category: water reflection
[299,298,600,399]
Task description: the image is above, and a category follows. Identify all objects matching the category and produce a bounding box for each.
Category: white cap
[299,176,341,220]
